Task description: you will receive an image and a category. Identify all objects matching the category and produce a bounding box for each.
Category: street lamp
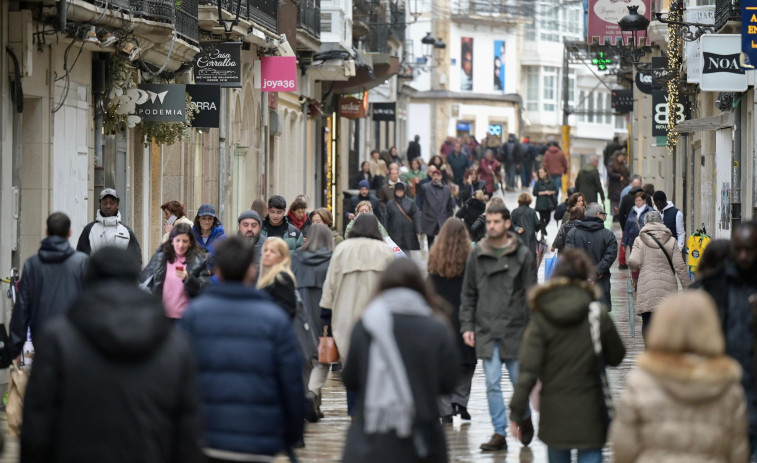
[217,0,247,35]
[618,5,650,64]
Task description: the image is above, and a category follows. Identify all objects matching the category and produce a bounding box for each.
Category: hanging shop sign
[587,0,651,45]
[186,84,220,128]
[261,56,298,92]
[684,6,713,82]
[193,42,242,87]
[338,92,368,119]
[372,102,396,121]
[651,90,689,137]
[134,84,187,122]
[611,89,633,114]
[635,70,653,94]
[742,0,757,68]
[701,34,747,92]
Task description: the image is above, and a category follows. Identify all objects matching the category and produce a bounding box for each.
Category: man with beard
[692,222,757,453]
[460,203,537,451]
[77,188,142,266]
[237,210,266,282]
[346,180,382,224]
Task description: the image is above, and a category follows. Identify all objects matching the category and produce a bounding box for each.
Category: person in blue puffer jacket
[192,204,226,256]
[178,236,304,461]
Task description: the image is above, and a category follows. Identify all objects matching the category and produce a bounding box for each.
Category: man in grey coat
[419,168,455,248]
[460,204,537,451]
[574,155,606,205]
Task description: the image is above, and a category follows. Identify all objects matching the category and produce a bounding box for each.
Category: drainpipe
[732,93,742,230]
[218,89,227,223]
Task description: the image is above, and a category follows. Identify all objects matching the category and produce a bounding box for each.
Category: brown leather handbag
[318,326,339,364]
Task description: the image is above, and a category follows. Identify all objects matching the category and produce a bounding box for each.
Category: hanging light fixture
[217,0,246,37]
[618,5,650,64]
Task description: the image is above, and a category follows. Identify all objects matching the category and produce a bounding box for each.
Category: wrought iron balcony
[451,0,534,19]
[389,1,405,44]
[714,0,740,31]
[201,0,279,34]
[298,0,321,38]
[130,0,175,22]
[364,21,389,53]
[176,0,199,44]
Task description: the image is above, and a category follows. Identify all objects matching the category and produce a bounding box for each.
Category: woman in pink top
[140,223,211,321]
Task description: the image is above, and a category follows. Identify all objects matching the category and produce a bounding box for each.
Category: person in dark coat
[607,152,630,217]
[22,247,204,463]
[574,156,606,205]
[406,135,422,162]
[419,168,455,248]
[428,219,477,423]
[351,161,373,189]
[447,141,471,186]
[520,137,538,189]
[618,178,643,231]
[291,223,334,422]
[256,237,297,318]
[346,180,383,224]
[385,182,422,253]
[10,212,88,357]
[510,249,625,460]
[511,193,541,255]
[621,191,652,253]
[565,203,617,311]
[342,259,459,463]
[552,188,579,223]
[456,190,487,233]
[76,188,142,266]
[459,168,488,205]
[532,167,558,239]
[551,206,585,253]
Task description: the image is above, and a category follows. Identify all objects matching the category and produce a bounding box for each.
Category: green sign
[592,52,612,71]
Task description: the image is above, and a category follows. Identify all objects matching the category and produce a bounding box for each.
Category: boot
[453,403,471,420]
[480,433,507,451]
[518,417,534,446]
[441,415,453,424]
[304,392,320,423]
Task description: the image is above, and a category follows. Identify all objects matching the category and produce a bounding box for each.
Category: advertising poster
[494,40,505,91]
[587,0,651,45]
[461,37,473,91]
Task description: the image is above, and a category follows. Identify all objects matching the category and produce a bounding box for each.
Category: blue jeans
[548,448,603,463]
[551,174,563,201]
[482,344,530,436]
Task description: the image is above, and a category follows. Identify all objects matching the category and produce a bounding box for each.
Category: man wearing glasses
[565,203,617,311]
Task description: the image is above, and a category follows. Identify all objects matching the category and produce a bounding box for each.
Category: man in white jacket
[76,188,142,266]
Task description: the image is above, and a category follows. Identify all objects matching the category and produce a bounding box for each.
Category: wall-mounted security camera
[276,34,295,57]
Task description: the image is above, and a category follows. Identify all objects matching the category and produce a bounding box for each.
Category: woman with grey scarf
[341,259,459,463]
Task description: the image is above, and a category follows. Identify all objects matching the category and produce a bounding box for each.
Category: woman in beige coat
[610,291,748,463]
[319,214,395,415]
[627,211,690,340]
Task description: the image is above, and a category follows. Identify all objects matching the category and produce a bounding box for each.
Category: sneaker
[453,403,471,420]
[518,417,535,446]
[441,415,453,424]
[480,433,507,451]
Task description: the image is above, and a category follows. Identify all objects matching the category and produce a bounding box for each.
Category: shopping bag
[7,361,29,437]
[384,236,407,258]
[544,254,558,280]
[536,240,548,269]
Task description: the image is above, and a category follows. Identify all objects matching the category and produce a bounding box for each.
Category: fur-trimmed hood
[637,351,742,403]
[528,277,602,325]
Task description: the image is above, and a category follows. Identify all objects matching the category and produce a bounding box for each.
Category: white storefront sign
[700,35,748,91]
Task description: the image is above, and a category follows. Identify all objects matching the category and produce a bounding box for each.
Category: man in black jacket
[10,212,88,357]
[21,247,204,463]
[565,203,617,311]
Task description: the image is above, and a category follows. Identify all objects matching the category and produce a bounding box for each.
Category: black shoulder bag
[648,233,676,275]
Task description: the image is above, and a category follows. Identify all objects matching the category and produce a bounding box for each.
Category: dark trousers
[598,274,612,312]
[521,162,533,188]
[538,211,551,236]
[427,234,436,249]
[641,312,653,344]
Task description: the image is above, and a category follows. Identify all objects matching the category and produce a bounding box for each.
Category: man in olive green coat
[574,155,606,205]
[460,204,537,451]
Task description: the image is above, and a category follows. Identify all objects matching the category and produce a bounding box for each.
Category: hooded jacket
[565,217,618,278]
[459,233,538,359]
[542,146,568,176]
[292,248,333,333]
[21,281,204,463]
[10,235,88,356]
[574,164,605,204]
[77,210,142,267]
[510,278,625,449]
[385,195,422,251]
[261,216,304,255]
[628,222,690,315]
[610,352,748,463]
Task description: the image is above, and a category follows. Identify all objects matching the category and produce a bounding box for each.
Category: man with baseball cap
[237,210,266,280]
[77,188,142,266]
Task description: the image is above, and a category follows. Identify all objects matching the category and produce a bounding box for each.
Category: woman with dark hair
[459,167,488,205]
[429,155,450,184]
[622,191,653,256]
[553,191,584,223]
[251,198,267,221]
[510,249,625,463]
[320,213,396,416]
[287,195,310,234]
[552,206,585,253]
[141,223,211,321]
[309,207,344,245]
[428,219,476,424]
[694,238,731,279]
[511,192,541,254]
[342,258,458,463]
[388,145,402,166]
[456,190,487,233]
[402,158,426,199]
[533,167,558,239]
[292,224,335,421]
[160,200,194,243]
[351,161,373,189]
[192,203,226,256]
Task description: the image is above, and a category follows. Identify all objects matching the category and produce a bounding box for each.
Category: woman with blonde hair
[610,291,748,463]
[257,237,297,318]
[344,200,389,238]
[428,218,476,423]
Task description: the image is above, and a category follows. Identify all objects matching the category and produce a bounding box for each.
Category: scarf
[287,211,307,230]
[362,288,432,438]
[633,205,646,217]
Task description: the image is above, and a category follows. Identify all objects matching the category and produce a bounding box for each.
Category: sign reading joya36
[194,42,242,87]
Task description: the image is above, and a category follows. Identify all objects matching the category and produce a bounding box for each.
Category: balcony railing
[202,0,278,33]
[389,1,405,44]
[176,0,199,44]
[298,0,321,38]
[451,0,534,19]
[130,0,174,22]
[714,0,740,31]
[365,21,389,53]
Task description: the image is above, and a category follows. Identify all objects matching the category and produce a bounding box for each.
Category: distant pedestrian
[22,247,204,463]
[76,188,142,266]
[406,135,422,162]
[140,223,211,321]
[402,158,426,199]
[511,193,541,255]
[574,155,606,206]
[478,149,501,195]
[342,258,459,463]
[10,212,88,356]
[603,136,623,168]
[460,203,537,451]
[469,196,507,243]
[388,146,402,166]
[251,198,267,220]
[237,210,266,278]
[320,214,395,415]
[520,137,538,189]
[551,206,585,253]
[346,180,383,223]
[622,191,653,259]
[618,177,644,270]
[653,190,685,249]
[608,152,630,218]
[179,237,304,462]
[552,189,582,223]
[385,182,422,254]
[610,291,748,463]
[309,208,344,246]
[262,195,304,254]
[287,195,310,234]
[511,249,625,463]
[428,219,476,423]
[344,201,389,238]
[352,161,373,189]
[428,155,451,184]
[627,211,690,340]
[456,190,487,233]
[160,200,194,243]
[502,134,522,191]
[257,237,297,318]
[419,168,455,248]
[192,203,226,257]
[292,224,335,422]
[369,149,388,190]
[378,163,402,209]
[459,168,487,205]
[542,143,568,202]
[532,167,558,239]
[565,203,617,311]
[448,141,471,186]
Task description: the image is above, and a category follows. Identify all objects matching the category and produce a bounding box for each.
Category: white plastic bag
[384,236,407,258]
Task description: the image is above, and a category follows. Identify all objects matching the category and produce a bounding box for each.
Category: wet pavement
[0,189,645,462]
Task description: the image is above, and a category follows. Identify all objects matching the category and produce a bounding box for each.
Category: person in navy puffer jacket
[178,236,304,462]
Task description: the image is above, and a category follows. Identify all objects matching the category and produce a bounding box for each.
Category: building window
[577,90,585,122]
[320,13,332,33]
[596,94,604,124]
[543,66,558,112]
[616,115,626,130]
[540,7,560,42]
[587,92,594,123]
[526,67,539,111]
